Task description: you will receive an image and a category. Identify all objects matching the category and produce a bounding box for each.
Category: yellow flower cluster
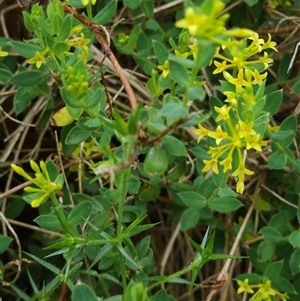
[193,32,277,194]
[237,278,289,301]
[11,161,63,207]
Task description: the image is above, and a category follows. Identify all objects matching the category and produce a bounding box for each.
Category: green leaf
[291,79,300,94]
[0,68,13,84]
[72,284,98,301]
[243,0,259,6]
[180,208,200,231]
[0,235,13,253]
[144,147,168,176]
[268,211,288,234]
[294,159,300,174]
[14,87,39,114]
[93,0,117,24]
[34,214,61,231]
[160,95,188,118]
[152,289,176,301]
[263,260,283,281]
[264,90,282,115]
[178,191,206,209]
[9,70,47,87]
[268,151,287,169]
[65,125,92,145]
[153,40,169,64]
[187,86,206,101]
[5,199,25,219]
[290,248,300,275]
[259,226,281,243]
[169,59,189,86]
[197,44,216,69]
[163,135,186,157]
[10,41,42,58]
[257,240,273,262]
[59,14,73,41]
[53,42,70,55]
[289,230,300,248]
[128,24,141,47]
[139,184,160,201]
[272,276,297,294]
[280,114,297,133]
[117,245,141,270]
[208,197,243,213]
[67,201,92,225]
[24,252,61,274]
[124,0,141,9]
[88,244,113,270]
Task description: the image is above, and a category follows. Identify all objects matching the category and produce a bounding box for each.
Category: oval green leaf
[178,191,206,209]
[67,201,92,225]
[180,208,200,231]
[34,214,61,231]
[208,197,243,213]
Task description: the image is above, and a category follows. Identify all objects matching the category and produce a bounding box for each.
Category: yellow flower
[259,52,273,69]
[251,70,267,85]
[207,125,228,145]
[157,60,170,78]
[227,69,252,89]
[202,158,219,174]
[193,124,208,143]
[174,49,189,59]
[246,134,263,151]
[82,0,96,6]
[249,32,265,52]
[258,280,276,298]
[220,151,233,172]
[214,105,230,121]
[175,7,201,36]
[262,34,277,52]
[239,121,256,138]
[232,162,254,194]
[213,60,231,74]
[0,47,9,57]
[237,278,254,294]
[27,51,45,69]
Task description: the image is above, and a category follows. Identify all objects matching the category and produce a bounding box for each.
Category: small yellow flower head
[27,51,45,69]
[239,120,256,138]
[193,124,208,143]
[174,49,189,59]
[258,279,276,298]
[175,7,200,36]
[246,134,263,152]
[207,125,228,145]
[82,0,97,6]
[232,162,254,194]
[220,155,233,172]
[237,278,255,294]
[157,60,170,78]
[202,158,219,174]
[263,34,278,52]
[215,105,230,121]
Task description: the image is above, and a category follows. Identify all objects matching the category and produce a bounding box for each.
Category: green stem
[50,194,77,237]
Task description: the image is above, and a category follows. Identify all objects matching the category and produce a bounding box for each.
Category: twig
[147,112,198,144]
[160,222,181,279]
[0,211,22,286]
[261,184,298,208]
[62,5,137,110]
